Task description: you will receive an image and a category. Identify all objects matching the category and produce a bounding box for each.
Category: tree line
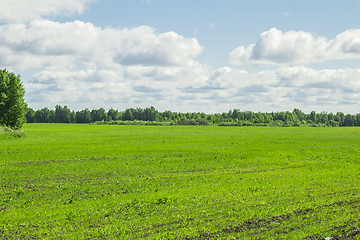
[2,68,359,129]
[25,105,360,127]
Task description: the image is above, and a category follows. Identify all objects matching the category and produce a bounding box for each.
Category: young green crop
[0,124,359,239]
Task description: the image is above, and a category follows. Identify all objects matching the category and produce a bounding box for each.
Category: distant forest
[25,105,360,127]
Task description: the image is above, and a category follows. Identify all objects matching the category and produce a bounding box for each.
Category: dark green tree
[25,108,36,123]
[76,108,91,123]
[0,69,27,129]
[336,112,345,126]
[91,108,106,122]
[355,114,360,126]
[55,105,71,123]
[309,111,317,123]
[232,109,240,119]
[143,106,158,121]
[122,108,134,121]
[292,108,305,121]
[343,114,354,126]
[107,108,118,121]
[34,107,52,123]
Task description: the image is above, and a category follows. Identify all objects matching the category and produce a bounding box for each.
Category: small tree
[0,69,27,129]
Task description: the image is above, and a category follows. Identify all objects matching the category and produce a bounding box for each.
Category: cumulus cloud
[0,0,95,23]
[181,66,360,113]
[25,64,209,111]
[0,20,203,71]
[230,28,360,66]
[113,27,203,66]
[276,66,360,91]
[331,29,360,57]
[21,60,360,113]
[28,70,130,104]
[0,15,206,111]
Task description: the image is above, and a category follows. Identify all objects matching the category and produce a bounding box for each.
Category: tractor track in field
[306,223,360,239]
[184,199,360,240]
[6,157,114,166]
[4,162,316,187]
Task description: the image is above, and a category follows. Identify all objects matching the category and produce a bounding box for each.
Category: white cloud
[230,28,360,66]
[22,60,360,113]
[331,29,360,57]
[182,66,360,113]
[25,63,210,111]
[0,0,95,23]
[276,66,360,90]
[27,70,131,108]
[0,16,207,111]
[0,20,103,70]
[0,20,203,71]
[113,26,203,66]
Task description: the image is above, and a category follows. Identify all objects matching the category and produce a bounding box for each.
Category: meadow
[0,124,359,239]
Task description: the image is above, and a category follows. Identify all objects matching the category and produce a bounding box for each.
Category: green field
[1,124,360,239]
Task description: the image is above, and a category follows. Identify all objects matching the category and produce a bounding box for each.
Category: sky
[1,0,360,113]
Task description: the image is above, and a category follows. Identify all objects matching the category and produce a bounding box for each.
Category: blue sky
[1,0,360,113]
[82,0,360,67]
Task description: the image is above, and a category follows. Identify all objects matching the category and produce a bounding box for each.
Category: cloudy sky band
[1,0,360,113]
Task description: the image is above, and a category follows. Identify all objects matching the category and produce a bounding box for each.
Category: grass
[0,126,23,138]
[0,124,359,239]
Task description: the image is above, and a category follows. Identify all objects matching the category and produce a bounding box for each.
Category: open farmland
[1,124,360,239]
